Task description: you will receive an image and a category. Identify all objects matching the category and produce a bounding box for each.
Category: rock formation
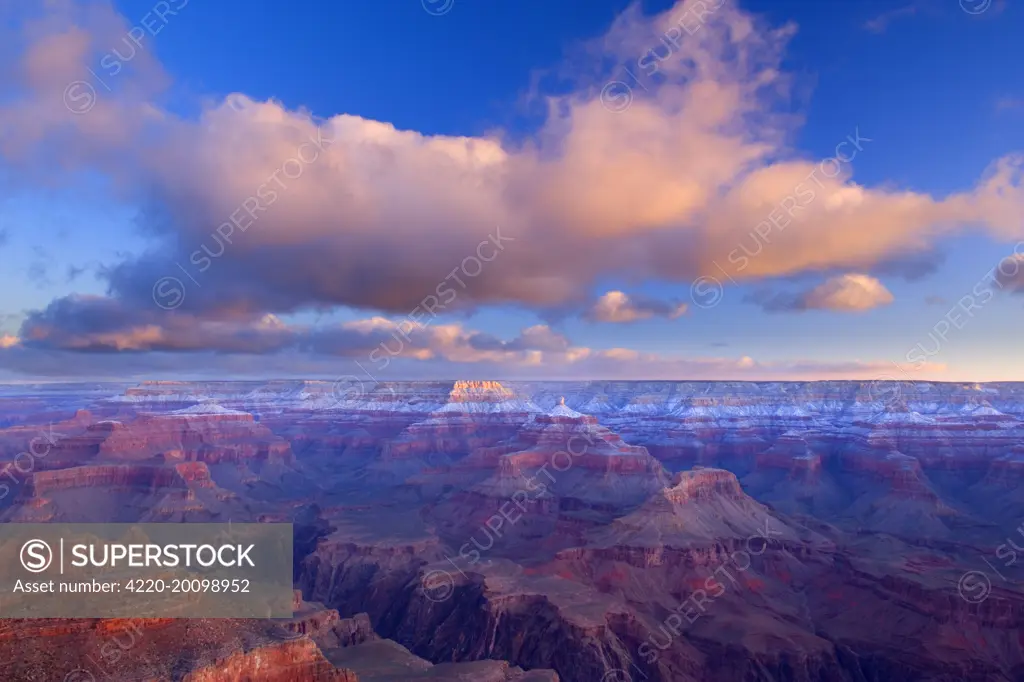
[3,379,1024,681]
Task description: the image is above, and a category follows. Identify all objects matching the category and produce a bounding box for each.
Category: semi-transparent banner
[0,523,293,618]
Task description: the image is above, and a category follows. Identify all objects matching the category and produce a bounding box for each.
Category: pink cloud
[586,291,688,323]
[803,274,894,312]
[1,0,1020,320]
[0,0,1020,389]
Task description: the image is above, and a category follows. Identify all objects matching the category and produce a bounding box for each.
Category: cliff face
[3,458,243,524]
[299,553,626,680]
[181,639,358,682]
[26,463,186,496]
[0,605,560,682]
[98,413,294,465]
[0,410,294,471]
[0,618,359,682]
[299,518,1021,682]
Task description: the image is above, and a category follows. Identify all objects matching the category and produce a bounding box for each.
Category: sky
[0,0,1022,382]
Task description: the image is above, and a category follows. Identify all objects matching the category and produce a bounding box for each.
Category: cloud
[747,273,894,313]
[804,274,895,311]
[2,293,950,380]
[306,319,577,365]
[0,335,948,382]
[18,295,297,353]
[994,253,1024,292]
[465,325,571,353]
[585,291,688,323]
[16,294,575,364]
[0,0,1022,382]
[870,250,944,281]
[0,0,1021,324]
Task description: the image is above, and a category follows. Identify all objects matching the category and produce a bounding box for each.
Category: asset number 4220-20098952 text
[125,578,250,593]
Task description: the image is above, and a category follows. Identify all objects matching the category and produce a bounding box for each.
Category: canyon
[0,379,1022,680]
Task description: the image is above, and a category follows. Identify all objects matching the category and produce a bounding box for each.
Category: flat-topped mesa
[432,380,539,416]
[664,467,746,503]
[110,382,218,409]
[125,381,193,397]
[380,381,537,464]
[448,380,516,402]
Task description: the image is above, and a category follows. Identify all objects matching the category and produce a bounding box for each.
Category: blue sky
[0,0,1022,381]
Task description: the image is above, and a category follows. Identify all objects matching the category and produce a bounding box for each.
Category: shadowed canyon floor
[0,380,1022,681]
